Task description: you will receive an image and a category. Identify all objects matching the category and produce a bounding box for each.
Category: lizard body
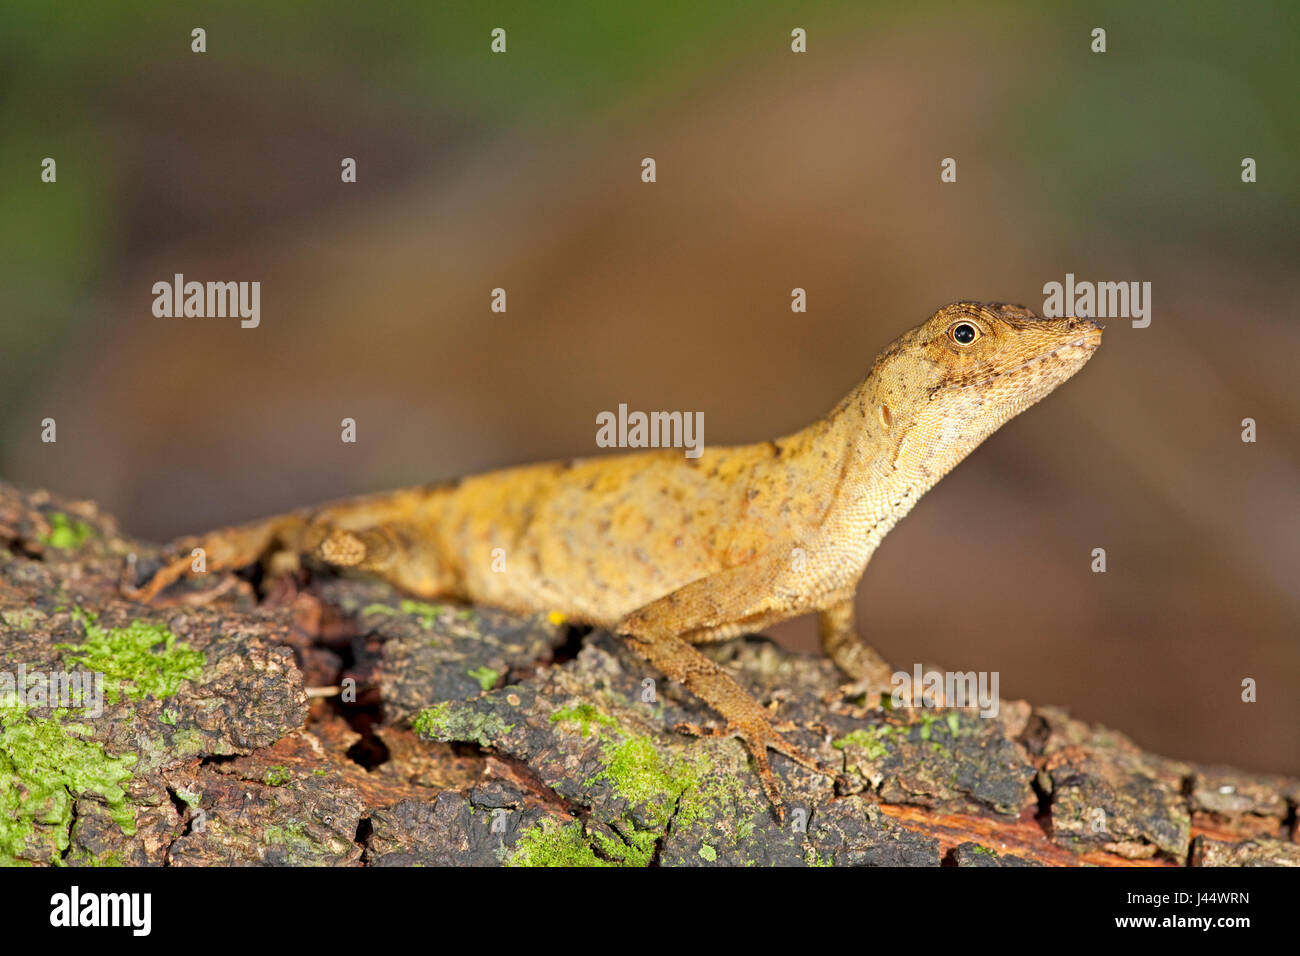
[126,301,1101,814]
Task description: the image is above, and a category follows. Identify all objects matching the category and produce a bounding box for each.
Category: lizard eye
[949,322,979,345]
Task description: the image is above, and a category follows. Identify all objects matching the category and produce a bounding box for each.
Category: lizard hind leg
[304,518,451,598]
[122,513,309,602]
[304,522,393,570]
[122,485,455,603]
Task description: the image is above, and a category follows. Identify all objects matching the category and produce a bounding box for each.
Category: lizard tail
[122,482,458,602]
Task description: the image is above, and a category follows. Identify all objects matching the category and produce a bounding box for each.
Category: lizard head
[873,301,1102,477]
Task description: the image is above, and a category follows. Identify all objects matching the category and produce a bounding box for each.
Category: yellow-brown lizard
[124,301,1101,815]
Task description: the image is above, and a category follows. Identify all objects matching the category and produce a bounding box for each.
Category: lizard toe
[764,730,830,778]
[673,720,725,739]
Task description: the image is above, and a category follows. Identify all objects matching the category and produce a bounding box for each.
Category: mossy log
[0,481,1295,867]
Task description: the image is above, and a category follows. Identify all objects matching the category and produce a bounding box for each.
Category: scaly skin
[125,301,1102,816]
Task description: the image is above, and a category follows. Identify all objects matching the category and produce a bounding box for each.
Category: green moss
[40,512,92,550]
[158,710,177,726]
[506,817,659,868]
[833,727,891,761]
[917,710,961,742]
[673,754,761,841]
[411,702,452,735]
[263,766,291,787]
[64,847,127,867]
[970,844,997,857]
[0,708,137,864]
[523,718,768,865]
[804,847,833,867]
[524,727,769,864]
[362,599,454,629]
[167,728,205,758]
[550,702,618,737]
[836,714,961,766]
[82,850,124,867]
[591,827,659,867]
[914,712,957,759]
[698,843,717,862]
[586,736,696,831]
[596,733,766,854]
[400,599,448,628]
[412,702,513,746]
[55,610,204,705]
[507,819,612,867]
[263,821,316,858]
[467,666,500,692]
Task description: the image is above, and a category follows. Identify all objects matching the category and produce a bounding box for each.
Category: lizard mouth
[940,335,1101,392]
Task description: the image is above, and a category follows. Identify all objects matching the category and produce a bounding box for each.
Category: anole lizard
[125,301,1101,815]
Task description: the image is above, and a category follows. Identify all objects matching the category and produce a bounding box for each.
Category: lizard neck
[839,357,993,491]
[800,375,955,571]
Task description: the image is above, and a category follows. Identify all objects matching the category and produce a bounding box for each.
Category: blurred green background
[1,1,1297,773]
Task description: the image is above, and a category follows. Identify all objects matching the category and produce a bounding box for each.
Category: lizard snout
[1066,316,1104,347]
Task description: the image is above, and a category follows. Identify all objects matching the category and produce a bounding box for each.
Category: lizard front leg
[818,595,895,684]
[818,595,897,700]
[616,564,829,818]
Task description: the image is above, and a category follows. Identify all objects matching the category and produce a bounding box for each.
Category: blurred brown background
[1,2,1296,773]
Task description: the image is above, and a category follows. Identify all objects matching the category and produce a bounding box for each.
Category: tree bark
[1,482,1295,867]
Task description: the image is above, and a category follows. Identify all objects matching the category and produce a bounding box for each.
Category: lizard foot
[822,676,892,708]
[303,521,394,571]
[674,715,828,821]
[120,550,197,603]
